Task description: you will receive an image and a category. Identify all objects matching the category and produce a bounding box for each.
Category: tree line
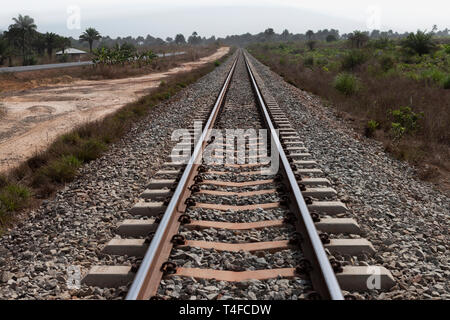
[0,14,218,67]
[1,13,448,67]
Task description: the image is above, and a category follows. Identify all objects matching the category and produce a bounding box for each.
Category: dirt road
[0,47,229,172]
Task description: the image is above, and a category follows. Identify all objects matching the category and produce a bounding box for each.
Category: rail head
[243,51,344,300]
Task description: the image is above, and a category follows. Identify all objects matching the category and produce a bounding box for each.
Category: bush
[316,57,328,67]
[341,50,367,70]
[306,40,316,51]
[365,120,379,137]
[58,54,69,63]
[333,73,361,95]
[379,55,395,72]
[303,56,314,67]
[326,35,337,42]
[389,106,424,139]
[371,37,393,49]
[442,75,450,89]
[444,45,450,55]
[40,155,82,183]
[23,56,37,66]
[214,60,220,67]
[0,184,31,217]
[76,139,107,162]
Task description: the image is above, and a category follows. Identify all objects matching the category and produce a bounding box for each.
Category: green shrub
[442,75,450,89]
[23,56,37,66]
[341,50,367,70]
[333,73,361,95]
[326,35,337,42]
[41,155,82,183]
[444,45,450,55]
[365,120,379,137]
[76,139,107,162]
[306,40,316,51]
[61,132,82,145]
[303,56,314,67]
[371,37,393,49]
[389,106,424,139]
[214,60,220,67]
[316,57,328,67]
[0,184,31,213]
[379,55,395,72]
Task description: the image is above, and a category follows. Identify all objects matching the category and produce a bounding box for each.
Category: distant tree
[56,36,71,54]
[281,29,290,40]
[264,28,275,40]
[306,40,316,51]
[188,31,201,45]
[79,27,101,52]
[9,14,37,64]
[348,31,369,48]
[326,34,337,42]
[306,30,314,40]
[165,37,173,43]
[175,33,186,45]
[0,35,8,65]
[401,30,436,56]
[44,32,58,56]
[32,32,46,55]
[136,36,145,45]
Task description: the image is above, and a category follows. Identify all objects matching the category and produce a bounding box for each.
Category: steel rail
[126,53,239,300]
[243,52,344,300]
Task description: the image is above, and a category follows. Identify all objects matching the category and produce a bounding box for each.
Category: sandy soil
[0,47,229,172]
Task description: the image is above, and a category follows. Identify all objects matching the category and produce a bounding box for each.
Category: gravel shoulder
[248,53,450,300]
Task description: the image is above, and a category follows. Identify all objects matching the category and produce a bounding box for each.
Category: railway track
[82,50,395,300]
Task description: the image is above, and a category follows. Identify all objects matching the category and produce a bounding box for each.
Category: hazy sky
[1,0,449,38]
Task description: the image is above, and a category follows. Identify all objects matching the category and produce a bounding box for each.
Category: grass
[248,41,450,188]
[0,182,30,225]
[333,73,361,95]
[0,48,233,228]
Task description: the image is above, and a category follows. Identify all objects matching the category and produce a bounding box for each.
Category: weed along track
[82,50,395,300]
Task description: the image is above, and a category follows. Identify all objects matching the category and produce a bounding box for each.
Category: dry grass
[249,45,450,191]
[0,48,234,228]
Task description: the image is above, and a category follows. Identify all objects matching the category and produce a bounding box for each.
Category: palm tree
[401,30,436,56]
[56,36,71,54]
[45,32,58,57]
[10,14,37,64]
[348,31,369,48]
[79,27,101,52]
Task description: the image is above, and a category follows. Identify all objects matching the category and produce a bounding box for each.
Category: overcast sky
[1,0,449,38]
